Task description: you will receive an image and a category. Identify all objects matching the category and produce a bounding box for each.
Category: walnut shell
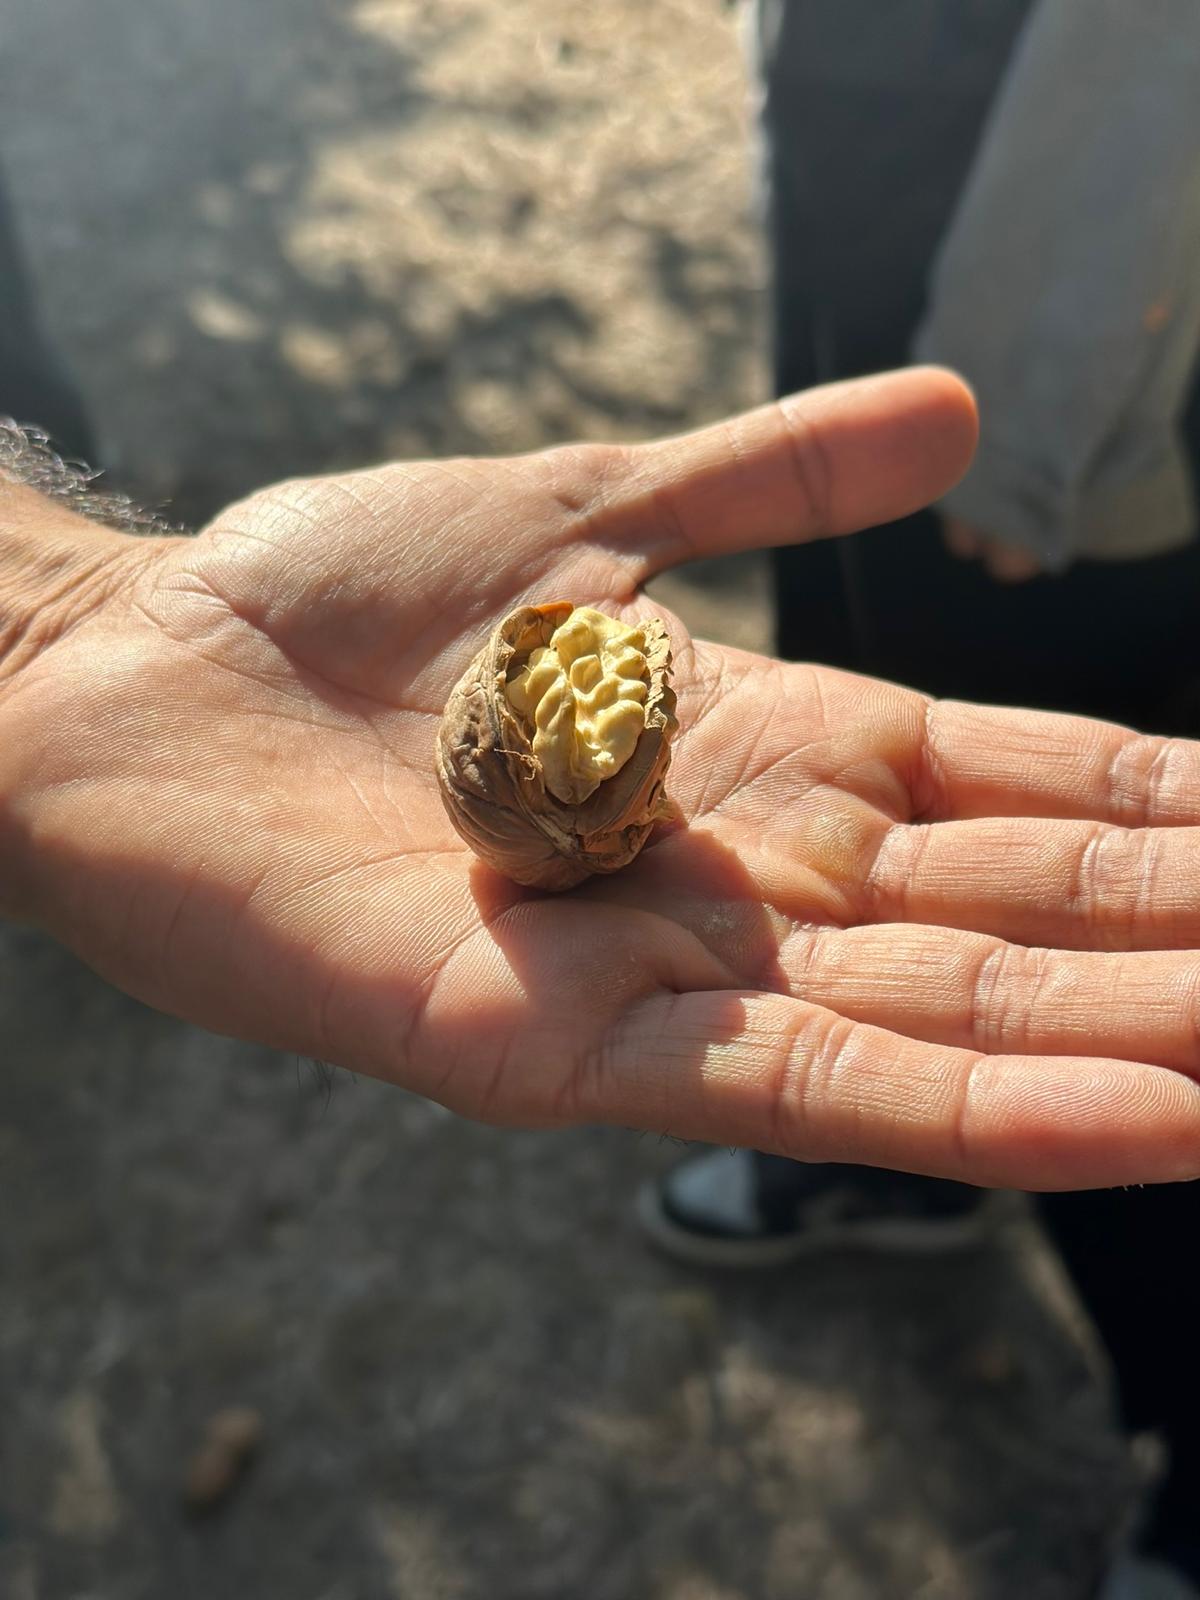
[436,602,678,890]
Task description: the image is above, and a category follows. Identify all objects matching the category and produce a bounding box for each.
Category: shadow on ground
[1,929,1138,1600]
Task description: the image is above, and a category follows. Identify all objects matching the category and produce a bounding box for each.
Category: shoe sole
[636,1183,1016,1270]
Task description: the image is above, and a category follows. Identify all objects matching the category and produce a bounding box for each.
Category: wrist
[0,480,150,685]
[0,480,171,921]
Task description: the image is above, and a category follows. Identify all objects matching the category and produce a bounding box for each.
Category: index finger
[915,699,1200,827]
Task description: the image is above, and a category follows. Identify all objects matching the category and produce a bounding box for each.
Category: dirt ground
[0,2,1143,1596]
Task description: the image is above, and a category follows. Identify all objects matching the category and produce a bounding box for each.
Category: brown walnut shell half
[436,602,678,891]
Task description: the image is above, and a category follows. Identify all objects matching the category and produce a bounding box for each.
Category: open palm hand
[4,369,1199,1189]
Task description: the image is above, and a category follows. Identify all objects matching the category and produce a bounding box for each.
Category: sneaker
[637,1148,1010,1268]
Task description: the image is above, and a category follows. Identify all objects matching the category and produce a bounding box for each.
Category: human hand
[943,514,1043,582]
[3,368,1199,1191]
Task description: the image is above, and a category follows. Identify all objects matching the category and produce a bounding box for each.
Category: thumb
[585,367,978,580]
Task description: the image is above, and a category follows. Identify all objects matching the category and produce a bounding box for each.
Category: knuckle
[1104,733,1184,827]
[968,940,1035,1054]
[774,398,834,536]
[948,1053,987,1172]
[766,1009,853,1155]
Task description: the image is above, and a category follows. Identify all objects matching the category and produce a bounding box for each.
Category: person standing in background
[643,4,1200,1593]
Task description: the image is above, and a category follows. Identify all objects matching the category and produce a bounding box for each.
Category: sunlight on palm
[8,368,1200,1191]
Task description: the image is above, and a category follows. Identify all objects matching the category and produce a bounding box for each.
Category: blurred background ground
[0,2,1140,1596]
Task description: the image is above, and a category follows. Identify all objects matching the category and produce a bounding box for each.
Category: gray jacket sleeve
[912,0,1200,569]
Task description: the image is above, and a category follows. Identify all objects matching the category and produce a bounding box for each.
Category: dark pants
[0,163,93,460]
[761,0,1200,1567]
